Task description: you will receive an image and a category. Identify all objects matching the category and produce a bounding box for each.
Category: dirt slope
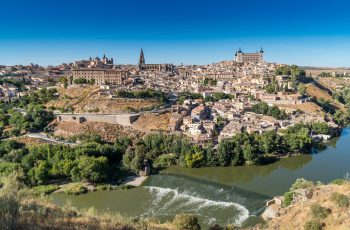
[305,83,346,112]
[48,86,160,113]
[132,112,171,132]
[260,182,350,230]
[54,121,143,142]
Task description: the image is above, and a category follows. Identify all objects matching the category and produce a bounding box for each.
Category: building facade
[138,49,174,72]
[235,48,264,63]
[72,69,129,85]
[73,54,114,69]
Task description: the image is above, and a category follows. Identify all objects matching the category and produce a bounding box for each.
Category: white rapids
[144,186,250,226]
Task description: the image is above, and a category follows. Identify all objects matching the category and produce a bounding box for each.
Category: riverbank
[40,127,350,228]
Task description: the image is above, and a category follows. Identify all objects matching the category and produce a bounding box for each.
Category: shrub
[96,184,118,191]
[0,173,24,229]
[283,191,294,207]
[304,219,322,230]
[331,179,345,185]
[310,204,331,219]
[64,184,88,195]
[153,153,177,168]
[173,214,201,230]
[32,185,60,196]
[290,178,315,191]
[330,192,349,208]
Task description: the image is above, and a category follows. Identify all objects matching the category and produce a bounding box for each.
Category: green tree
[242,142,260,164]
[298,83,306,95]
[72,156,109,182]
[28,160,50,185]
[59,76,68,88]
[185,147,204,168]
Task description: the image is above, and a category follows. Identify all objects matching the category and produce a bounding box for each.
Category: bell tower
[139,48,145,65]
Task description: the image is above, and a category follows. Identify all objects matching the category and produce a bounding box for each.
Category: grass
[63,183,88,195]
[331,179,346,185]
[330,192,349,208]
[310,204,331,220]
[283,191,294,207]
[173,214,201,230]
[304,219,323,230]
[32,184,60,196]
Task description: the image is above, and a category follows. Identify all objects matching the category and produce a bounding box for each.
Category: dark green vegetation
[178,91,203,105]
[0,88,57,137]
[330,192,349,208]
[73,78,95,85]
[123,122,332,172]
[310,204,331,219]
[251,102,288,120]
[304,220,323,230]
[283,178,316,207]
[266,65,307,93]
[0,135,132,187]
[115,88,168,103]
[205,92,234,102]
[203,78,217,86]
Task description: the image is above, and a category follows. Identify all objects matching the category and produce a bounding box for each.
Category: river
[51,128,350,228]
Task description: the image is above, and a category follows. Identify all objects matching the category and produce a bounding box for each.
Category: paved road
[25,133,76,146]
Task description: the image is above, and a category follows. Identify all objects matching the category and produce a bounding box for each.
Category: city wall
[56,113,140,126]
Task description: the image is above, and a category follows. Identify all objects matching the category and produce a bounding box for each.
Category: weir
[142,173,270,226]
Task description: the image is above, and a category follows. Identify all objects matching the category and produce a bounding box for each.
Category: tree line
[123,121,332,171]
[0,135,132,186]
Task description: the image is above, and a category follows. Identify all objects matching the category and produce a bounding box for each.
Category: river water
[51,128,350,228]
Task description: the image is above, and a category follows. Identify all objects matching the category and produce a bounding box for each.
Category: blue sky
[1,0,350,66]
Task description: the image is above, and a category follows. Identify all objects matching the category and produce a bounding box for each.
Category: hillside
[305,83,346,112]
[47,86,161,113]
[132,112,171,132]
[304,67,350,77]
[260,180,350,230]
[53,121,143,142]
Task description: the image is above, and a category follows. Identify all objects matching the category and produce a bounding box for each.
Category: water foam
[145,186,250,225]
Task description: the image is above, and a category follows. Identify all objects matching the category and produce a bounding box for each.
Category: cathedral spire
[139,48,145,65]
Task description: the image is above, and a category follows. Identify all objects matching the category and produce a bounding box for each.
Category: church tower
[139,48,145,65]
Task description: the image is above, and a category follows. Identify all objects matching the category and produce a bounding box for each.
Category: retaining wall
[56,113,140,126]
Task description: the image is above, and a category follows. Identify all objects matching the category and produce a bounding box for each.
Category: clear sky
[1,0,350,67]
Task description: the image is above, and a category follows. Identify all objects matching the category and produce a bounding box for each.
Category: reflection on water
[51,128,350,227]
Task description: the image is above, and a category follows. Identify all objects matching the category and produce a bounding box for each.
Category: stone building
[72,68,129,85]
[235,48,264,63]
[138,49,174,72]
[73,54,114,69]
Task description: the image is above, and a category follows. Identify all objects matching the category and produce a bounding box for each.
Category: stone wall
[57,113,140,126]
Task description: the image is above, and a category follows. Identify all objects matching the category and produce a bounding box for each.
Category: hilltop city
[1,48,350,229]
[0,48,346,144]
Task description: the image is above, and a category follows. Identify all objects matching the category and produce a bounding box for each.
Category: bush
[153,153,177,168]
[283,191,294,207]
[290,178,315,191]
[310,204,330,219]
[330,192,349,208]
[32,185,60,196]
[304,219,322,230]
[96,184,118,191]
[173,214,201,230]
[331,179,346,185]
[0,163,21,177]
[64,184,88,195]
[0,173,24,229]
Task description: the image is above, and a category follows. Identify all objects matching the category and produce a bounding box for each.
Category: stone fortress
[235,48,264,63]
